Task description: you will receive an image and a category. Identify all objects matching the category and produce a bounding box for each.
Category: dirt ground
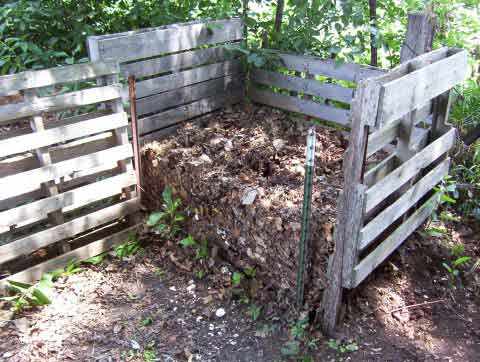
[0,216,479,362]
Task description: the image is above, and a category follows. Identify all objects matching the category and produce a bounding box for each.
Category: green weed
[146,186,184,238]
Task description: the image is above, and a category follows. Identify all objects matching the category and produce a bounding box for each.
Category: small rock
[0,309,14,328]
[14,317,29,333]
[105,263,118,272]
[169,286,177,292]
[392,310,410,323]
[215,308,226,318]
[130,340,140,350]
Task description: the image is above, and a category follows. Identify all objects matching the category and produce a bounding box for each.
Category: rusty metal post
[128,76,143,201]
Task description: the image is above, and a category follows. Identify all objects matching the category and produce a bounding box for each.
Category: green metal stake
[296,125,316,308]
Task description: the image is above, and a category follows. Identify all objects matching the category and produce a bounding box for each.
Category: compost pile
[142,104,347,306]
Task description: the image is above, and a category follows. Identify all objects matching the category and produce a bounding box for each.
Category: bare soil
[1,218,478,362]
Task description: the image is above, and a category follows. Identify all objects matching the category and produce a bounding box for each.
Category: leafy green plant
[244,267,256,278]
[281,341,301,357]
[84,252,108,265]
[1,280,51,313]
[442,242,472,278]
[115,232,141,258]
[232,272,244,286]
[141,316,153,327]
[327,339,359,354]
[194,269,206,279]
[178,235,210,261]
[146,186,185,238]
[247,304,262,321]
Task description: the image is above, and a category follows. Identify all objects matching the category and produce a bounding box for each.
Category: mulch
[142,103,347,308]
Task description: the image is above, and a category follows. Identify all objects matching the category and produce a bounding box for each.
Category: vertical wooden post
[24,89,69,253]
[321,79,380,335]
[397,11,436,161]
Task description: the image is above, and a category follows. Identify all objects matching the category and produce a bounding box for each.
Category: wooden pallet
[87,18,246,143]
[0,62,140,289]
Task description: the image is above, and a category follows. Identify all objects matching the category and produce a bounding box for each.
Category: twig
[364,298,445,317]
[385,299,445,315]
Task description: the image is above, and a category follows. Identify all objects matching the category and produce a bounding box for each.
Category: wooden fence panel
[377,49,468,126]
[249,87,351,126]
[0,62,140,288]
[87,18,245,140]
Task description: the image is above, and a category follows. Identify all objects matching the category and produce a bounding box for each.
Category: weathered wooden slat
[377,50,468,125]
[364,153,398,188]
[139,88,244,136]
[274,52,385,82]
[0,198,139,264]
[360,158,450,250]
[120,46,238,79]
[0,143,133,201]
[0,171,135,229]
[0,112,128,158]
[251,69,354,104]
[136,59,243,98]
[0,132,117,178]
[352,193,440,287]
[0,85,122,124]
[0,224,140,289]
[0,62,119,95]
[137,74,244,116]
[250,88,351,126]
[365,128,456,213]
[367,121,400,157]
[93,18,244,63]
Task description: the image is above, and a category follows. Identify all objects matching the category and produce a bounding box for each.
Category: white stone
[215,308,226,318]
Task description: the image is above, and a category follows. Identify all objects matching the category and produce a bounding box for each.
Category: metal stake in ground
[296,125,316,308]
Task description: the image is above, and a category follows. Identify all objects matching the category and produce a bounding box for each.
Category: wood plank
[0,112,128,158]
[0,143,133,201]
[364,153,398,188]
[0,171,136,229]
[251,69,354,104]
[0,85,122,124]
[0,62,119,95]
[352,193,440,287]
[137,74,244,116]
[94,18,244,63]
[274,52,385,82]
[365,128,456,213]
[136,59,243,98]
[360,158,450,250]
[0,224,140,289]
[120,46,238,79]
[0,198,139,264]
[0,131,118,180]
[367,121,400,157]
[249,88,351,126]
[139,88,244,136]
[377,50,468,125]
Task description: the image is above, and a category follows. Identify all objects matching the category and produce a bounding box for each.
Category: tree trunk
[369,0,378,67]
[274,0,285,37]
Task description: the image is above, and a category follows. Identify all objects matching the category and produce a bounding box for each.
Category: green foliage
[179,234,196,247]
[147,186,185,238]
[452,141,480,219]
[327,339,359,354]
[141,316,153,327]
[84,252,108,265]
[115,232,141,258]
[442,242,472,278]
[1,280,51,313]
[232,271,244,286]
[247,304,262,321]
[0,0,242,74]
